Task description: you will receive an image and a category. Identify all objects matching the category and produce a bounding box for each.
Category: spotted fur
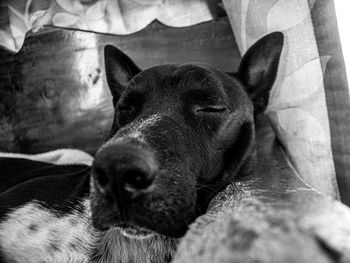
[0,199,177,263]
[0,200,94,263]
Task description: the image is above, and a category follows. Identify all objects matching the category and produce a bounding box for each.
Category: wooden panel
[0,17,240,155]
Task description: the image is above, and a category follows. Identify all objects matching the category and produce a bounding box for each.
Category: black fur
[91,32,284,237]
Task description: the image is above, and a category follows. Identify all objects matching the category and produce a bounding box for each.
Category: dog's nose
[92,143,157,202]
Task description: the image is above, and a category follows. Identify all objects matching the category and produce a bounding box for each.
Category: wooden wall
[0,17,240,155]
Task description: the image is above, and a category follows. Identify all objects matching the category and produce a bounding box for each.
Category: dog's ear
[104,45,141,104]
[237,32,284,114]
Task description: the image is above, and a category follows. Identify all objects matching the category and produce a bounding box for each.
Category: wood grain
[0,17,240,154]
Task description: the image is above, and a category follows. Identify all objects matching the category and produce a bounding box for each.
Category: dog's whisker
[195,183,217,192]
[199,74,211,86]
[54,167,91,177]
[157,193,178,229]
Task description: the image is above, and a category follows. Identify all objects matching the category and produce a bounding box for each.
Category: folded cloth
[1,0,214,52]
[0,149,93,166]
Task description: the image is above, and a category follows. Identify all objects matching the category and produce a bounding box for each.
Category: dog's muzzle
[92,140,158,224]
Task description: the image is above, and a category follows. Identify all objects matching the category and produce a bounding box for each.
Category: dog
[0,32,283,263]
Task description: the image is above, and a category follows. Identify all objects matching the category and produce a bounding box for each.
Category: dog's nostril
[123,169,154,192]
[94,167,109,188]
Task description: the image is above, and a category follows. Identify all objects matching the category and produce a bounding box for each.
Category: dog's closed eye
[194,105,227,114]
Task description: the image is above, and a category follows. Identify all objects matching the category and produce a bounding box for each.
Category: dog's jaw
[92,220,179,263]
[88,198,179,263]
[89,178,180,262]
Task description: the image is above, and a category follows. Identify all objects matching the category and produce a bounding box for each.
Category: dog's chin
[93,220,155,239]
[92,214,188,239]
[118,226,155,239]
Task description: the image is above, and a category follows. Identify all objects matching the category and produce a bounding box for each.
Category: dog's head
[90,32,283,238]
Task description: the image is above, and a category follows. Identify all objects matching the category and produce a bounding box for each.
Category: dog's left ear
[104,45,141,105]
[237,32,284,114]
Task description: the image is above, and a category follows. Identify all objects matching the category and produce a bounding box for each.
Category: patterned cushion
[223,0,350,202]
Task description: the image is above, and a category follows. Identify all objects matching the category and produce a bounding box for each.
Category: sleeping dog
[0,32,283,263]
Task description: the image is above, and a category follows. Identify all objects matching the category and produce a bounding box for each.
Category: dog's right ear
[104,45,141,104]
